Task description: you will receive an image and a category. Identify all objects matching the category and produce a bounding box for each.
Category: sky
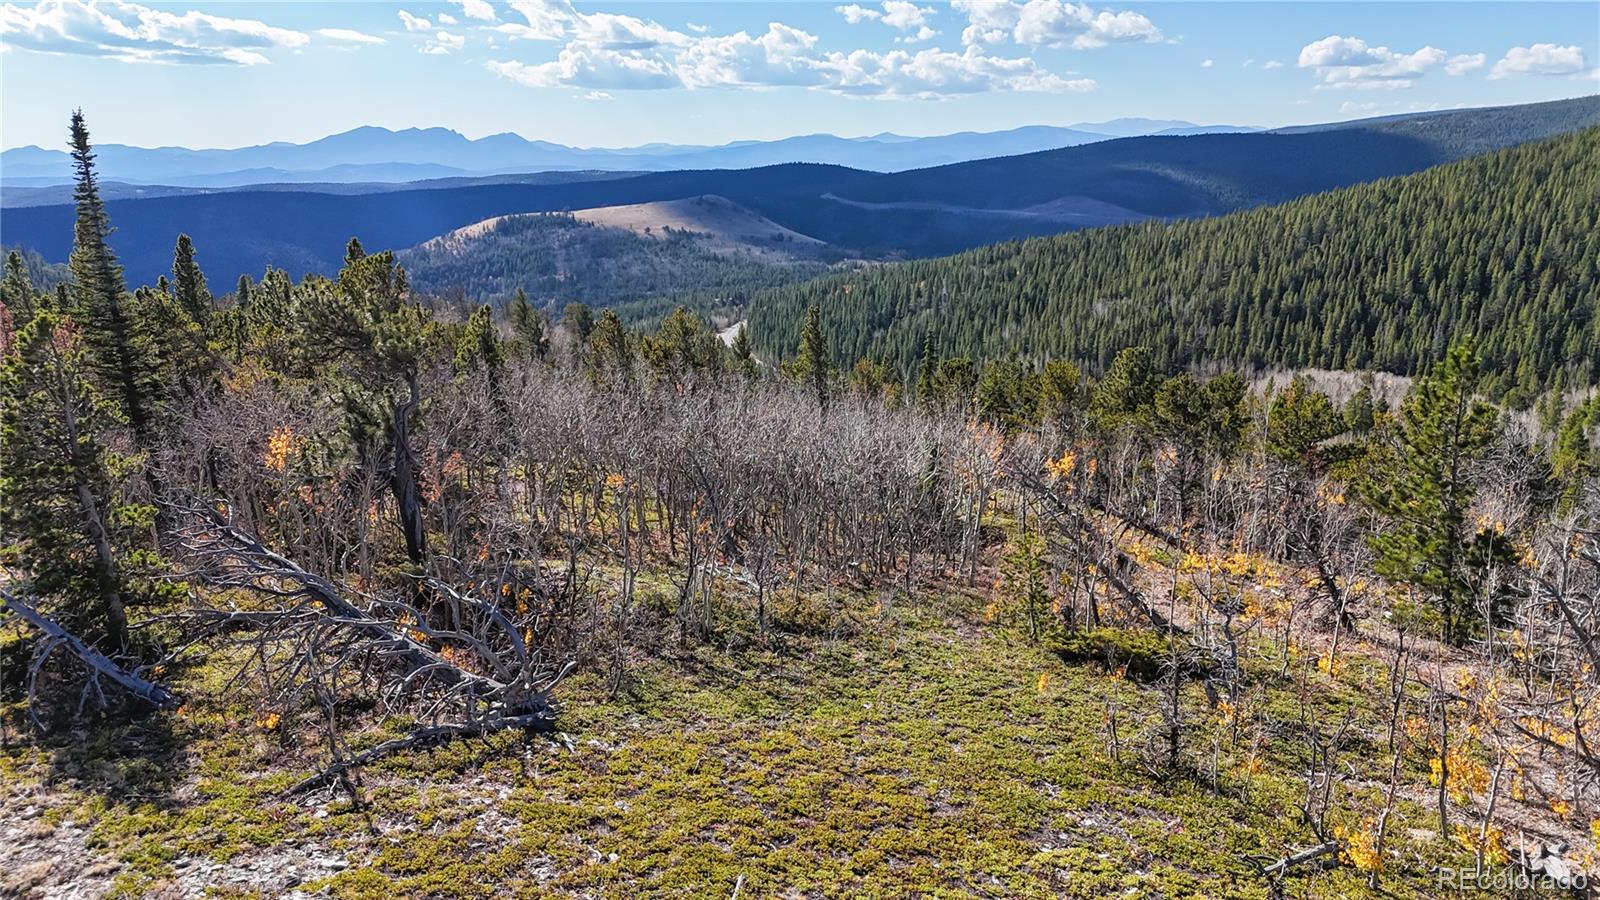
[1,0,1596,151]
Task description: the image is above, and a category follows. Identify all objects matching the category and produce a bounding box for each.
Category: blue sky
[1,1,1596,150]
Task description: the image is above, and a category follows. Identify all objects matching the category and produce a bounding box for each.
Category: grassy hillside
[399,204,833,308]
[748,126,1600,401]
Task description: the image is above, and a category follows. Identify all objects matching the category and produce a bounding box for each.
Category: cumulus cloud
[486,0,1097,98]
[423,30,466,55]
[398,10,431,32]
[950,0,1160,49]
[1444,52,1484,75]
[0,0,307,65]
[825,44,1095,96]
[1200,58,1212,68]
[836,4,880,25]
[1261,59,1282,69]
[447,0,496,22]
[317,28,384,45]
[437,12,457,25]
[1297,34,1448,89]
[838,1,938,41]
[1490,43,1586,78]
[488,46,678,88]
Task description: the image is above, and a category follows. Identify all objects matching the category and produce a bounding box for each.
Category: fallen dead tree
[163,500,574,793]
[0,585,181,717]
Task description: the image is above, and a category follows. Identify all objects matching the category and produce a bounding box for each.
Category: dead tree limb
[0,586,179,710]
[284,710,557,796]
[1259,840,1341,877]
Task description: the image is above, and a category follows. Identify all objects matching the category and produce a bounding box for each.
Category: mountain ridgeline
[748,126,1600,401]
[2,97,1594,292]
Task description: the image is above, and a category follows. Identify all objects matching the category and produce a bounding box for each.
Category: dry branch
[0,586,180,710]
[284,710,557,796]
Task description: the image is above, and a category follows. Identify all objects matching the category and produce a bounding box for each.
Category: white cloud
[398,10,431,32]
[1200,58,1212,68]
[1297,34,1448,89]
[838,2,938,41]
[1261,59,1282,70]
[488,46,678,88]
[0,0,307,65]
[447,0,497,22]
[836,4,880,25]
[317,28,384,45]
[1444,52,1484,75]
[1490,43,1586,78]
[880,1,935,32]
[437,12,457,25]
[582,89,613,100]
[487,0,1096,98]
[677,23,830,88]
[823,44,1094,96]
[423,29,466,55]
[951,0,1160,49]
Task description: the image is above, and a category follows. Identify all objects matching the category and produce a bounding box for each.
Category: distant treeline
[748,127,1600,404]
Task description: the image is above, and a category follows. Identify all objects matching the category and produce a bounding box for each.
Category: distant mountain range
[0,118,1259,186]
[2,97,1594,299]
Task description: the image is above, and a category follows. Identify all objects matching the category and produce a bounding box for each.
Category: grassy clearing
[0,578,1548,898]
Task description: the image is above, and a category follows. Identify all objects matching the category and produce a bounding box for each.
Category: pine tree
[1345,375,1377,435]
[171,233,212,325]
[790,305,833,412]
[1266,376,1343,467]
[1358,339,1515,644]
[563,302,595,343]
[730,323,757,380]
[2,250,37,329]
[0,311,134,650]
[1090,347,1159,432]
[507,287,549,360]
[67,110,162,444]
[456,304,506,400]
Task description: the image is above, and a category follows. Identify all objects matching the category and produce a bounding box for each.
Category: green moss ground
[0,584,1535,898]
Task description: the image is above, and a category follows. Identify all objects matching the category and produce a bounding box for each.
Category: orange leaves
[264,424,299,473]
[1333,819,1383,872]
[1045,450,1077,481]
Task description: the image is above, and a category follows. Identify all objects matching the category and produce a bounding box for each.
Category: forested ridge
[749,126,1600,402]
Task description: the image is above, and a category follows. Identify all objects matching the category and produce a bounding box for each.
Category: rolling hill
[746,126,1600,402]
[399,196,839,307]
[2,96,1594,296]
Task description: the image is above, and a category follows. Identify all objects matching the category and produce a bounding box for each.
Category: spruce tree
[790,305,833,412]
[0,311,133,650]
[507,287,549,360]
[730,323,757,380]
[1357,339,1515,644]
[67,110,161,444]
[171,233,212,325]
[2,250,36,329]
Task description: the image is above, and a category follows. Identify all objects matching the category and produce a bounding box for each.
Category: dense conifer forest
[749,127,1600,403]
